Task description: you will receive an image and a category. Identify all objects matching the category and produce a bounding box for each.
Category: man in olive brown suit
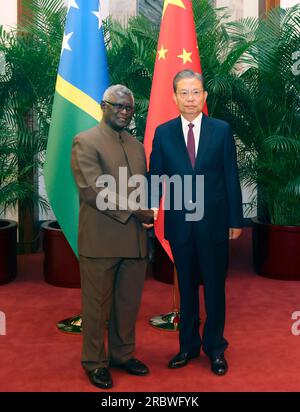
[71,85,153,390]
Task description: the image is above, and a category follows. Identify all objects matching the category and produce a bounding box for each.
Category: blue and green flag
[44,0,109,255]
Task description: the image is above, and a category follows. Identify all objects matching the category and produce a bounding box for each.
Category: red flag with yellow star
[144,0,207,261]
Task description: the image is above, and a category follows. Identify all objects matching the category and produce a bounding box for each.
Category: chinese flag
[144,0,208,261]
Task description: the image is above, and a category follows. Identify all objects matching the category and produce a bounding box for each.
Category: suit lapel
[195,114,213,171]
[172,116,194,173]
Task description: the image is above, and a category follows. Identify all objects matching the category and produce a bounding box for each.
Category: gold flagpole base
[57,314,82,334]
[149,311,180,331]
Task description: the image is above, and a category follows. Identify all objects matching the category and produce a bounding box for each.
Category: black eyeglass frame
[102,100,135,113]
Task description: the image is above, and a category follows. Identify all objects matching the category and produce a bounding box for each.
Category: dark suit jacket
[148,114,243,245]
[71,121,148,258]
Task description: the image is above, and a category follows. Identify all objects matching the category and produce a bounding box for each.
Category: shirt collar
[181,112,203,129]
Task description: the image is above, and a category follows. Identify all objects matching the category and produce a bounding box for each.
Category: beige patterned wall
[0,0,17,30]
[63,0,137,23]
[109,0,137,23]
[216,0,243,19]
[216,0,260,19]
[62,1,262,23]
[281,0,300,7]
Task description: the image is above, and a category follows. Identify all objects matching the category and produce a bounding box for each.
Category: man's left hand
[229,228,243,240]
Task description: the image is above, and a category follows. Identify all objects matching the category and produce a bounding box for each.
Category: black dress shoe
[210,354,228,376]
[86,367,113,389]
[168,351,200,369]
[110,358,149,376]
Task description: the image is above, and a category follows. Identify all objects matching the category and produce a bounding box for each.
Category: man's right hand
[142,208,159,229]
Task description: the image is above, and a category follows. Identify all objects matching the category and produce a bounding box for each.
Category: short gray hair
[173,70,206,92]
[102,84,134,102]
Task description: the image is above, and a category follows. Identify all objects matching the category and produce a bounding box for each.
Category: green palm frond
[106,15,158,139]
[284,177,300,197]
[0,0,66,213]
[263,135,300,153]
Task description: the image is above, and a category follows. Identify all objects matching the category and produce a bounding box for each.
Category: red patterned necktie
[187,123,195,168]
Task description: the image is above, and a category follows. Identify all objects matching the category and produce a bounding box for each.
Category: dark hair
[173,69,206,92]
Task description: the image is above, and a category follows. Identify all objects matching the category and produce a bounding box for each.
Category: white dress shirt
[181,112,203,156]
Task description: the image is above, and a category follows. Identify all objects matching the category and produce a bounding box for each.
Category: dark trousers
[170,225,229,358]
[79,256,147,371]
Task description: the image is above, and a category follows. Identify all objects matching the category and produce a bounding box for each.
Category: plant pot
[0,220,17,285]
[42,220,80,288]
[252,217,300,280]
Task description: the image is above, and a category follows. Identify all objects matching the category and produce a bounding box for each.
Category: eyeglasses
[103,100,135,113]
[176,90,204,99]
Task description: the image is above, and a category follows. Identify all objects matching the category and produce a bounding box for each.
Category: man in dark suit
[149,69,243,376]
[71,85,153,389]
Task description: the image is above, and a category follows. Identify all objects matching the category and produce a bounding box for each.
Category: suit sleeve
[71,136,131,224]
[223,125,244,228]
[147,128,164,209]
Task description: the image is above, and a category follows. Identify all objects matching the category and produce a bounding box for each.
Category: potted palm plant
[0,0,74,285]
[0,125,18,284]
[0,121,43,283]
[219,5,300,279]
[0,0,64,254]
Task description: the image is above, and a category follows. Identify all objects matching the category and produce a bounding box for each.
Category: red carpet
[0,228,300,392]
